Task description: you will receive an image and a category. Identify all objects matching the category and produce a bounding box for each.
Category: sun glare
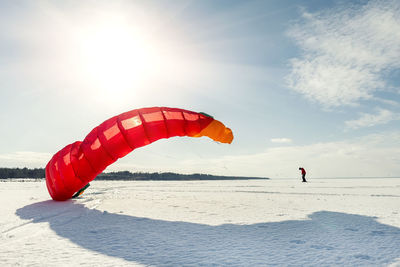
[76,18,163,96]
[67,9,196,106]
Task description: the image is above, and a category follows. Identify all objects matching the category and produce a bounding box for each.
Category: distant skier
[299,167,307,182]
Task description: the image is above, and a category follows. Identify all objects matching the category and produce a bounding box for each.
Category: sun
[67,9,195,106]
[76,17,163,95]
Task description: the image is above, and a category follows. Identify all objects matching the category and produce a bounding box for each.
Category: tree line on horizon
[0,167,268,180]
[0,167,44,179]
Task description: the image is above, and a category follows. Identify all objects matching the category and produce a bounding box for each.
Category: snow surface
[1,178,400,266]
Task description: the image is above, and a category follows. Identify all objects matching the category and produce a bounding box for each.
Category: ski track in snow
[1,178,400,266]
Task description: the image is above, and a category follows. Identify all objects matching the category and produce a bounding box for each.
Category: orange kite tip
[225,127,234,144]
[194,119,234,144]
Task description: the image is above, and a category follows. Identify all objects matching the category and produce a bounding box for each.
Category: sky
[0,0,399,178]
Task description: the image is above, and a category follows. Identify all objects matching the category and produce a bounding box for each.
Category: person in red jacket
[299,167,307,182]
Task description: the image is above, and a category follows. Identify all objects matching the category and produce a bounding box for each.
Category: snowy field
[1,178,400,266]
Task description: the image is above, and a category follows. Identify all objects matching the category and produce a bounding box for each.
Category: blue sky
[1,0,399,178]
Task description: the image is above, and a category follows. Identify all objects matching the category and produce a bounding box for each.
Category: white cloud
[345,108,400,129]
[270,138,292,144]
[287,0,400,107]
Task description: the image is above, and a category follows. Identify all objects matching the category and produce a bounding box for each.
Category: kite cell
[46,107,234,201]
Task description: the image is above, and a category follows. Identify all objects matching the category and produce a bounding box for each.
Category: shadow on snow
[17,201,400,266]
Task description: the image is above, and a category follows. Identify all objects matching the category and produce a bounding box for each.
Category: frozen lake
[1,178,400,266]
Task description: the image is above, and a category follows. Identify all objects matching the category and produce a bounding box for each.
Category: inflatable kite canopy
[46,107,233,200]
